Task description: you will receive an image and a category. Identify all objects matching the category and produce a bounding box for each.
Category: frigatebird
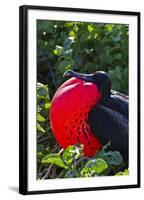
[50,70,128,165]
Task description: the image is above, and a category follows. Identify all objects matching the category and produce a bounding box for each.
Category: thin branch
[74,156,89,168]
[37,168,48,179]
[41,164,53,180]
[37,135,53,143]
[51,144,61,153]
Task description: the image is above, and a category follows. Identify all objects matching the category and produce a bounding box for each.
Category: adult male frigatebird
[50,70,128,165]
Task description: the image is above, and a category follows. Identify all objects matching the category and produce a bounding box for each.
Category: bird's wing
[88,104,128,163]
[100,90,128,119]
[111,90,129,101]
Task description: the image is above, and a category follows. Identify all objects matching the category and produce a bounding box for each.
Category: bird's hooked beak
[63,70,111,99]
[63,70,95,83]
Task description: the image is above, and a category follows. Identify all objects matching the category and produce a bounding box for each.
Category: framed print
[19,5,140,195]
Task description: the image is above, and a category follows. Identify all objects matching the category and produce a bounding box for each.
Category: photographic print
[19,5,140,194]
[37,20,129,179]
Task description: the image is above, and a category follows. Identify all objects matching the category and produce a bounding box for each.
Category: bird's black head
[63,70,111,100]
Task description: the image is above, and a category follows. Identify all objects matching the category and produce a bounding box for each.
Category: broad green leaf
[105,151,123,165]
[63,49,73,57]
[64,22,73,27]
[42,153,68,169]
[80,32,89,42]
[96,150,123,166]
[53,45,64,56]
[81,158,108,177]
[108,70,115,78]
[45,103,51,109]
[106,24,113,32]
[37,123,45,133]
[37,85,48,97]
[64,36,75,49]
[37,113,46,122]
[113,53,122,60]
[62,145,84,166]
[88,25,94,32]
[112,33,120,42]
[69,31,75,37]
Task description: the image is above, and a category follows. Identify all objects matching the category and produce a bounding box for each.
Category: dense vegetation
[37,20,129,180]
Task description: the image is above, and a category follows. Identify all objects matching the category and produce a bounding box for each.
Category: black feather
[101,91,128,119]
[88,93,129,165]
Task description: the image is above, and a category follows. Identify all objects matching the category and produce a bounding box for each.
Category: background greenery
[37,20,129,180]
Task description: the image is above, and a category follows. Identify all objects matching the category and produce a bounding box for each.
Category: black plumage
[88,92,128,165]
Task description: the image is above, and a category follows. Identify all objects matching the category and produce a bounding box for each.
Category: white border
[28,9,138,191]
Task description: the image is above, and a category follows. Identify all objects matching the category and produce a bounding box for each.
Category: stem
[37,168,48,179]
[38,163,43,174]
[41,164,53,180]
[74,156,89,167]
[51,144,61,153]
[73,157,79,177]
[38,135,53,143]
[51,165,56,178]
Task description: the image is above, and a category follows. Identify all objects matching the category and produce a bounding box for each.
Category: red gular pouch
[50,77,102,157]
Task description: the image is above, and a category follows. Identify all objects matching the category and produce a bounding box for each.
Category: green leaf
[64,22,73,27]
[42,153,68,169]
[64,37,75,49]
[88,25,94,32]
[53,45,64,56]
[37,84,48,97]
[113,53,122,60]
[37,113,46,122]
[108,69,115,78]
[112,33,120,42]
[37,123,45,133]
[106,151,123,166]
[62,145,84,166]
[115,66,122,80]
[81,158,108,177]
[80,32,89,42]
[37,105,42,113]
[106,24,113,32]
[63,49,73,57]
[96,150,123,166]
[115,169,129,176]
[45,103,51,109]
[37,152,45,159]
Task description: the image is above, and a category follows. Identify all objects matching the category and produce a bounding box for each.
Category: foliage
[37,21,129,179]
[37,21,128,94]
